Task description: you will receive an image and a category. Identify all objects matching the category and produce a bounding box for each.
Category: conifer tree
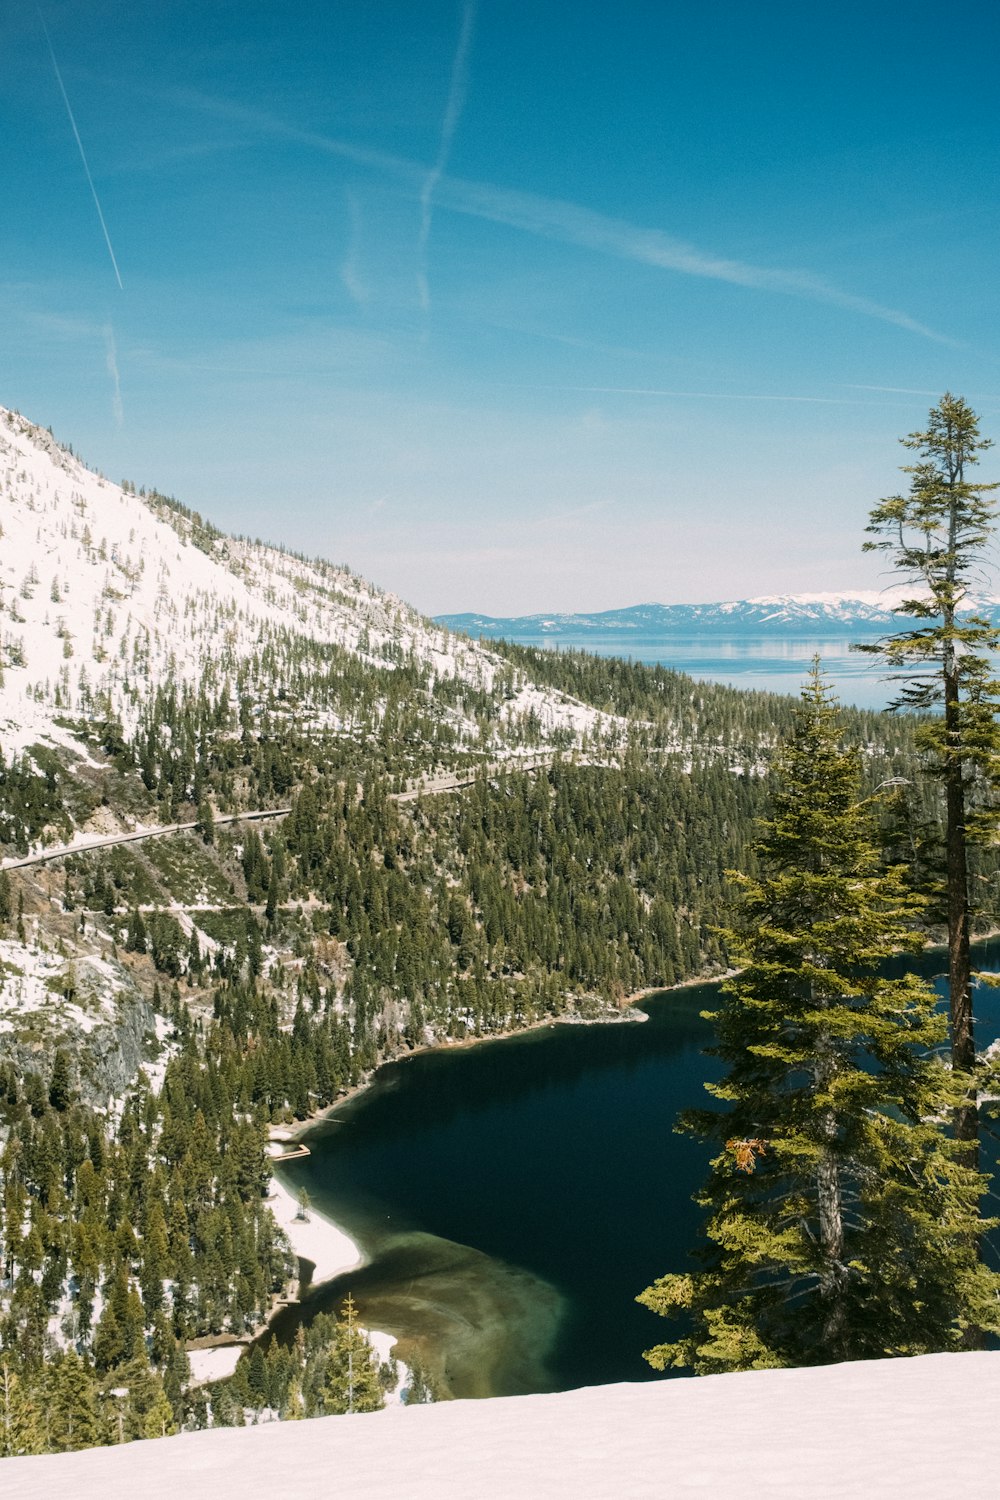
[125,907,147,954]
[637,669,1000,1372]
[195,799,215,845]
[45,1350,104,1452]
[284,1376,305,1420]
[141,1385,175,1441]
[861,393,1000,1156]
[265,861,280,924]
[246,1345,269,1409]
[323,1296,384,1414]
[0,1360,42,1456]
[48,1049,73,1112]
[403,1361,436,1405]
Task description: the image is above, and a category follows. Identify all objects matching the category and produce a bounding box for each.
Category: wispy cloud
[104,137,248,177]
[156,86,422,183]
[842,383,946,396]
[157,86,953,344]
[104,324,124,426]
[417,1,477,311]
[534,385,908,406]
[38,7,124,290]
[843,383,1000,405]
[340,190,370,306]
[432,178,956,345]
[2,300,125,421]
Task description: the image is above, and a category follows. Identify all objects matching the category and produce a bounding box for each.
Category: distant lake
[467,629,894,710]
[274,942,1000,1399]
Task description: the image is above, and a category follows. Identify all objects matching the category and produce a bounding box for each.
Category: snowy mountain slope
[6,1349,998,1500]
[438,589,1000,640]
[0,408,606,756]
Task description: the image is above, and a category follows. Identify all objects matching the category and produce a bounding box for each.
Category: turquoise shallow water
[275,941,1000,1396]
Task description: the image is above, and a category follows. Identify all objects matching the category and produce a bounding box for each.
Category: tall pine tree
[637,669,1000,1373]
[860,392,1000,1158]
[323,1296,384,1415]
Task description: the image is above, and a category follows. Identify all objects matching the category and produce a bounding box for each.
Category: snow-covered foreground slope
[6,1351,999,1499]
[0,407,604,754]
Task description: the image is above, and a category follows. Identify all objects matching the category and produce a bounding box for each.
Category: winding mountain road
[0,754,564,872]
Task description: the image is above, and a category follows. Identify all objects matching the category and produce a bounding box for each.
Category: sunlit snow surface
[5,1351,998,1498]
[268,1172,362,1284]
[0,407,612,759]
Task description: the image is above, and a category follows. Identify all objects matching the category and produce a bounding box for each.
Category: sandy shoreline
[264,1178,409,1402]
[268,1172,364,1288]
[256,973,731,1397]
[188,1183,410,1394]
[187,1178,367,1386]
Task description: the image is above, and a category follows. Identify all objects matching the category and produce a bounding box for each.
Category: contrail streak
[535,385,915,406]
[843,383,945,396]
[159,86,953,344]
[417,1,477,310]
[38,7,124,289]
[104,324,124,425]
[431,177,956,345]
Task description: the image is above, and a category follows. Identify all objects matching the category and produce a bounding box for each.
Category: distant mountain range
[436,592,1000,642]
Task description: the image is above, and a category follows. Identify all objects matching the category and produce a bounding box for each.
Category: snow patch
[268,1173,362,1286]
[0,408,616,753]
[187,1346,245,1385]
[4,1349,999,1499]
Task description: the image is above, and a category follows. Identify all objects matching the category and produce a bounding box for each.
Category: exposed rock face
[76,981,160,1106]
[0,948,160,1107]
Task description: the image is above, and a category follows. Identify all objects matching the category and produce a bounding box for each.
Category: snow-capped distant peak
[436,588,1000,642]
[744,590,908,607]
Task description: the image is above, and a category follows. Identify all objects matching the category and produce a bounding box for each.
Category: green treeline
[7,632,1000,1454]
[486,638,891,746]
[0,1040,292,1454]
[0,747,71,855]
[215,1298,395,1425]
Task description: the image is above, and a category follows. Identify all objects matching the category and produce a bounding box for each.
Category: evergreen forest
[4,396,1000,1457]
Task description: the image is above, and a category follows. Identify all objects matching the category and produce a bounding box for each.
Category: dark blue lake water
[275,941,1000,1398]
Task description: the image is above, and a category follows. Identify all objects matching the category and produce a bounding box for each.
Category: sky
[3,0,1000,615]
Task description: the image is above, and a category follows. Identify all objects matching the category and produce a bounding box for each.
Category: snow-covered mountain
[3,408,991,1497]
[437,590,1000,640]
[0,407,605,757]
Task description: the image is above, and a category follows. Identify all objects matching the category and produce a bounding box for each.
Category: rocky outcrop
[0,949,161,1108]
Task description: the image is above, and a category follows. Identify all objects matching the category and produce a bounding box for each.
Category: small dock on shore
[268,1142,311,1163]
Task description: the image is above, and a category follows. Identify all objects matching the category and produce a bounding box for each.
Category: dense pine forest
[4,644,998,1451]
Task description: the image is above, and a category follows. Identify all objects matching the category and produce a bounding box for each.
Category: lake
[468,631,895,710]
[273,941,1000,1398]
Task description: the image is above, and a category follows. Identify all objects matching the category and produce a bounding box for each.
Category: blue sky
[4,0,1000,613]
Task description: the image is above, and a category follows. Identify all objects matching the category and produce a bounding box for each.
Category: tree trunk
[817,1143,846,1346]
[815,1029,846,1349]
[944,664,978,1163]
